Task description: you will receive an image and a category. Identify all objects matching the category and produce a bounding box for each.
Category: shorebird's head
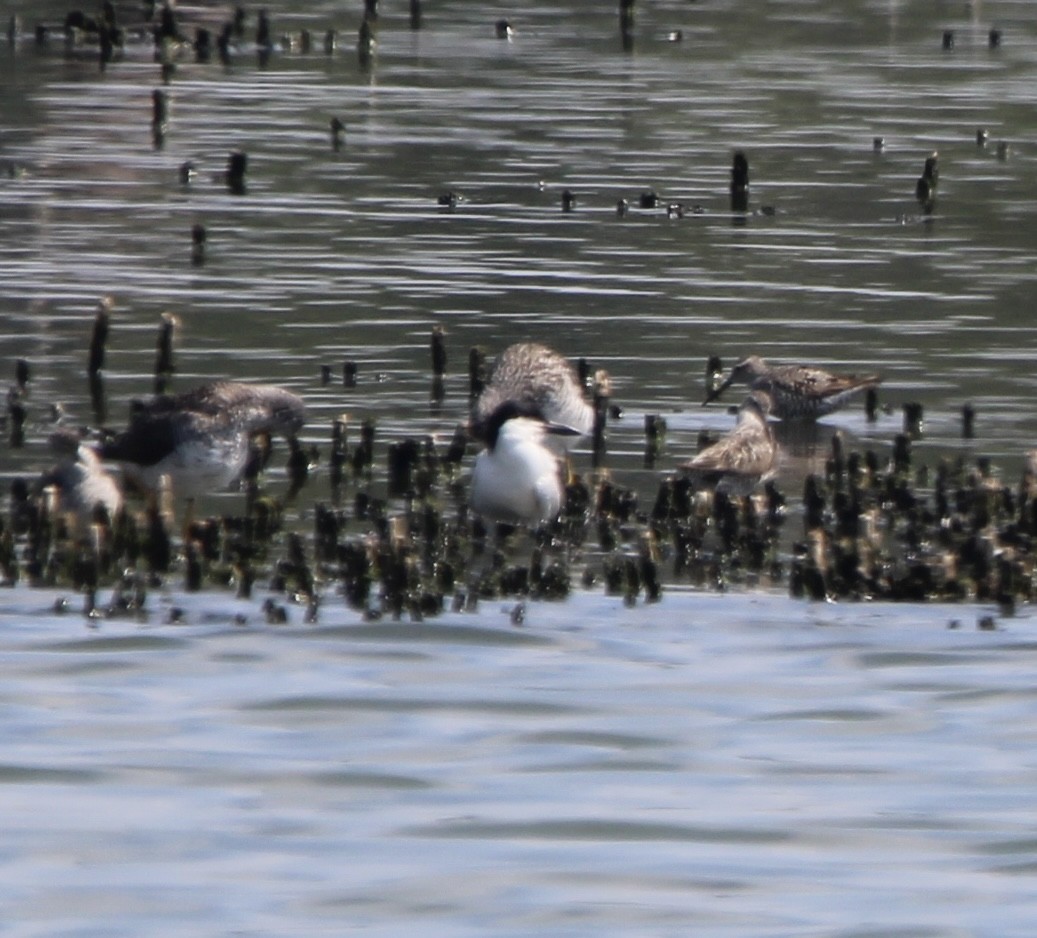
[474,399,580,451]
[48,428,85,460]
[702,355,768,406]
[264,387,307,438]
[740,388,773,423]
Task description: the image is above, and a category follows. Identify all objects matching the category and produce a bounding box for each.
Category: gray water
[4,0,1037,934]
[3,588,1037,937]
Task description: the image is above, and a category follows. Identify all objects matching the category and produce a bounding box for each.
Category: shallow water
[3,586,1037,936]
[4,0,1037,933]
[3,0,1037,479]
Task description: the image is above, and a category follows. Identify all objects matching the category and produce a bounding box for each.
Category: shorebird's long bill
[546,422,582,438]
[702,376,735,406]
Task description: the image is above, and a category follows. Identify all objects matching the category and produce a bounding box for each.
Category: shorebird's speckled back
[708,355,880,421]
[139,381,306,436]
[473,343,593,442]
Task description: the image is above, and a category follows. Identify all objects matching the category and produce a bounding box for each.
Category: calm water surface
[3,0,1037,934]
[3,588,1037,936]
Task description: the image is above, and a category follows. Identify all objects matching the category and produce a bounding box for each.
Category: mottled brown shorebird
[682,390,777,495]
[703,355,881,421]
[473,342,594,447]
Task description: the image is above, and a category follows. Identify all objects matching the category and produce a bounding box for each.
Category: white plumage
[40,430,123,526]
[470,402,574,525]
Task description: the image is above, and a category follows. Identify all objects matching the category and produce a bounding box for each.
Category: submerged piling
[153,311,178,393]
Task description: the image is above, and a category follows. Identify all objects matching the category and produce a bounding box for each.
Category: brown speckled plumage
[682,390,777,495]
[473,343,593,443]
[706,355,881,420]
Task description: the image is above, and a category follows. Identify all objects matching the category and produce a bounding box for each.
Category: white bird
[473,342,595,448]
[99,380,305,497]
[470,401,578,525]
